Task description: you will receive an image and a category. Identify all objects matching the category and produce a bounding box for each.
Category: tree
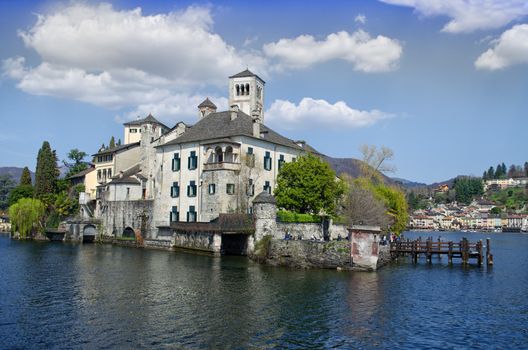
[109,136,116,149]
[65,149,88,177]
[7,185,34,206]
[487,166,495,180]
[117,138,122,146]
[342,176,408,234]
[501,163,507,177]
[34,141,60,198]
[0,174,16,210]
[525,162,528,177]
[453,177,483,204]
[20,167,32,186]
[8,198,45,239]
[275,154,345,215]
[343,177,390,228]
[359,144,395,180]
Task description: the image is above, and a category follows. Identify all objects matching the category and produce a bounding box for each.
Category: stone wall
[264,240,352,269]
[99,200,154,238]
[156,226,221,253]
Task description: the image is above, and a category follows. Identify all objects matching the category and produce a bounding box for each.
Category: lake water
[1,231,527,349]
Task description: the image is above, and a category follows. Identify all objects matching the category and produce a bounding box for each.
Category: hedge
[277,210,322,223]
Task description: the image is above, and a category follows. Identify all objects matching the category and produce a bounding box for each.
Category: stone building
[82,69,314,241]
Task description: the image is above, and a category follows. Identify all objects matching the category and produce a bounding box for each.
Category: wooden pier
[390,238,493,266]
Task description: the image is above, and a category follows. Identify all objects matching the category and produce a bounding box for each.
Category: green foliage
[45,211,61,229]
[373,183,409,234]
[0,174,16,210]
[7,185,34,206]
[53,191,77,218]
[274,154,345,215]
[489,187,527,211]
[407,191,428,210]
[19,167,32,186]
[490,206,502,214]
[8,198,45,239]
[453,177,483,204]
[34,141,59,199]
[109,136,116,149]
[346,177,409,234]
[277,210,322,223]
[65,149,88,178]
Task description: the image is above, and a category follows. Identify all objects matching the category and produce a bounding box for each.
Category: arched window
[215,146,223,163]
[245,83,250,95]
[225,146,234,163]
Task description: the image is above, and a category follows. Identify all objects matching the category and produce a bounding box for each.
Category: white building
[89,69,312,238]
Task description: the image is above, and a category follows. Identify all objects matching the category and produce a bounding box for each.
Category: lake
[0,231,527,349]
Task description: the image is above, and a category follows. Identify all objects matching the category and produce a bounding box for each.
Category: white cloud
[380,0,528,33]
[266,98,392,129]
[2,3,265,123]
[355,14,367,24]
[263,30,402,72]
[475,24,528,70]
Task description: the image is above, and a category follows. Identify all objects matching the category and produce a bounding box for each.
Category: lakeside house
[76,69,314,239]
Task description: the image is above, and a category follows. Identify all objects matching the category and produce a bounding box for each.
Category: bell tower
[228,69,265,123]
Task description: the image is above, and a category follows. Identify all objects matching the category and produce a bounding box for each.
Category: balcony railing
[203,161,241,171]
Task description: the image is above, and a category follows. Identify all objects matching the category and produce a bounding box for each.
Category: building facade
[83,69,311,239]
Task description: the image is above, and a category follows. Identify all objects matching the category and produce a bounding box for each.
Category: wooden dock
[390,238,493,266]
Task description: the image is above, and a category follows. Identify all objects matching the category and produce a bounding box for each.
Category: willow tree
[34,141,59,199]
[9,198,45,239]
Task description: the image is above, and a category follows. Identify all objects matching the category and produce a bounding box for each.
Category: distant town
[408,176,528,232]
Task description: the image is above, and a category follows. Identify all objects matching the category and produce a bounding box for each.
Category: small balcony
[203,161,241,171]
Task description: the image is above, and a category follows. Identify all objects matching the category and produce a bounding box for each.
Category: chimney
[230,105,239,121]
[252,109,261,138]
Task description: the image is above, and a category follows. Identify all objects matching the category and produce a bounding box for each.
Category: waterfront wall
[276,222,349,241]
[157,226,222,253]
[99,200,154,239]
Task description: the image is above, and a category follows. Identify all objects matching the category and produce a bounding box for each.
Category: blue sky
[1,0,527,183]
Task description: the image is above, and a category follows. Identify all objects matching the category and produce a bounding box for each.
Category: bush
[277,210,321,223]
[9,198,45,239]
[253,235,272,260]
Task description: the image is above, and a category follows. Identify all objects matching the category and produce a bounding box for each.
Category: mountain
[324,156,396,185]
[0,167,34,184]
[391,177,427,188]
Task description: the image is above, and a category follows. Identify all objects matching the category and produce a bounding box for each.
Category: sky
[0,0,527,184]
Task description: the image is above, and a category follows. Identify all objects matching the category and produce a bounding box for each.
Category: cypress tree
[19,167,32,186]
[109,136,116,149]
[34,141,59,198]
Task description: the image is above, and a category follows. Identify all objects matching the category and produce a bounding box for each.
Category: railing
[203,161,241,171]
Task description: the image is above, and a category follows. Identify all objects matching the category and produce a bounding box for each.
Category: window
[172,153,180,171]
[187,181,197,197]
[130,128,137,133]
[188,151,197,170]
[247,207,253,214]
[264,181,271,194]
[97,170,101,180]
[246,147,255,167]
[187,206,197,222]
[170,206,179,223]
[226,183,235,195]
[246,179,255,196]
[108,169,112,178]
[264,151,272,171]
[208,184,216,195]
[171,182,180,198]
[103,169,107,180]
[278,154,285,170]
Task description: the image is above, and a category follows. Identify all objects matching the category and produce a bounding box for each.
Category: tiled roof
[123,114,169,130]
[92,142,140,157]
[229,69,265,83]
[158,110,303,151]
[67,166,95,179]
[107,176,141,185]
[198,97,217,109]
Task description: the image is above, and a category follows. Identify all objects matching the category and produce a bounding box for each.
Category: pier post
[461,238,468,265]
[486,238,494,266]
[426,240,432,264]
[437,238,441,259]
[448,241,453,264]
[477,240,483,266]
